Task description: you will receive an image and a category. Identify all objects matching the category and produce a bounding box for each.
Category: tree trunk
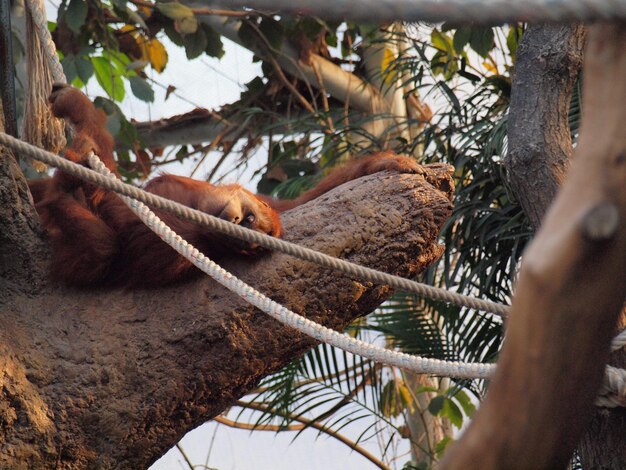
[505,22,626,468]
[504,23,585,230]
[0,155,453,468]
[578,315,626,468]
[441,22,626,470]
[403,373,451,468]
[0,145,49,295]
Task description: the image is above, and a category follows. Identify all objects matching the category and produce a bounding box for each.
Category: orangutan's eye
[243,213,256,226]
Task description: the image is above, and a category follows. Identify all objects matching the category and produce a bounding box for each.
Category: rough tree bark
[505,23,626,469]
[441,22,626,470]
[0,147,49,295]
[0,149,454,468]
[505,23,585,229]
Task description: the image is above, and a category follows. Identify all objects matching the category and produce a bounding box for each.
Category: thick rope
[86,151,626,403]
[597,365,626,408]
[22,0,66,159]
[212,0,626,23]
[13,2,626,401]
[611,328,626,351]
[0,131,511,317]
[4,131,626,403]
[23,0,66,84]
[86,152,496,380]
[89,151,626,405]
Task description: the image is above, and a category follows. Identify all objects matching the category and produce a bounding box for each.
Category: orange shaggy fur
[30,85,421,288]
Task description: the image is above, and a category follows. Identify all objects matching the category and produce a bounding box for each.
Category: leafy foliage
[225,23,533,468]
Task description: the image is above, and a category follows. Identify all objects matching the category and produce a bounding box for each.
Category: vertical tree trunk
[403,373,451,468]
[578,315,626,468]
[505,23,626,468]
[440,22,626,469]
[0,139,49,297]
[504,23,585,229]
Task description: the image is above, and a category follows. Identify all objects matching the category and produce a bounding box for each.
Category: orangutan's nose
[218,200,243,224]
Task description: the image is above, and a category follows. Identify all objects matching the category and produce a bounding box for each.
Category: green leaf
[175,16,198,35]
[103,50,131,70]
[259,17,284,49]
[129,76,154,102]
[506,25,523,61]
[428,395,444,415]
[379,380,401,418]
[441,397,463,428]
[437,80,462,113]
[359,23,380,39]
[440,22,455,32]
[435,436,453,458]
[93,96,119,115]
[92,56,125,101]
[61,55,78,83]
[237,20,258,50]
[431,29,453,53]
[110,0,128,12]
[163,21,184,46]
[105,109,122,136]
[245,77,264,93]
[431,51,458,80]
[486,75,511,97]
[298,18,324,41]
[326,31,337,48]
[126,8,148,31]
[65,0,88,34]
[469,27,495,58]
[95,97,142,151]
[176,145,190,160]
[341,28,356,58]
[75,55,94,83]
[156,2,193,20]
[183,26,207,59]
[402,461,427,470]
[453,389,477,417]
[453,27,472,54]
[156,2,197,35]
[94,97,121,136]
[202,24,224,58]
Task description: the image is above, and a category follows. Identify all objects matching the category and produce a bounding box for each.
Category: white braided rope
[3,131,626,401]
[611,328,626,351]
[597,365,626,408]
[23,0,66,84]
[85,152,496,380]
[212,0,626,23]
[0,131,510,317]
[85,152,626,403]
[11,3,626,400]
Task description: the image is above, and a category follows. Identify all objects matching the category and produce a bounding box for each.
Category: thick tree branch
[130,108,305,150]
[504,24,586,229]
[441,22,626,469]
[0,164,453,468]
[126,12,406,150]
[186,6,386,114]
[132,108,232,149]
[0,145,48,296]
[504,22,626,468]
